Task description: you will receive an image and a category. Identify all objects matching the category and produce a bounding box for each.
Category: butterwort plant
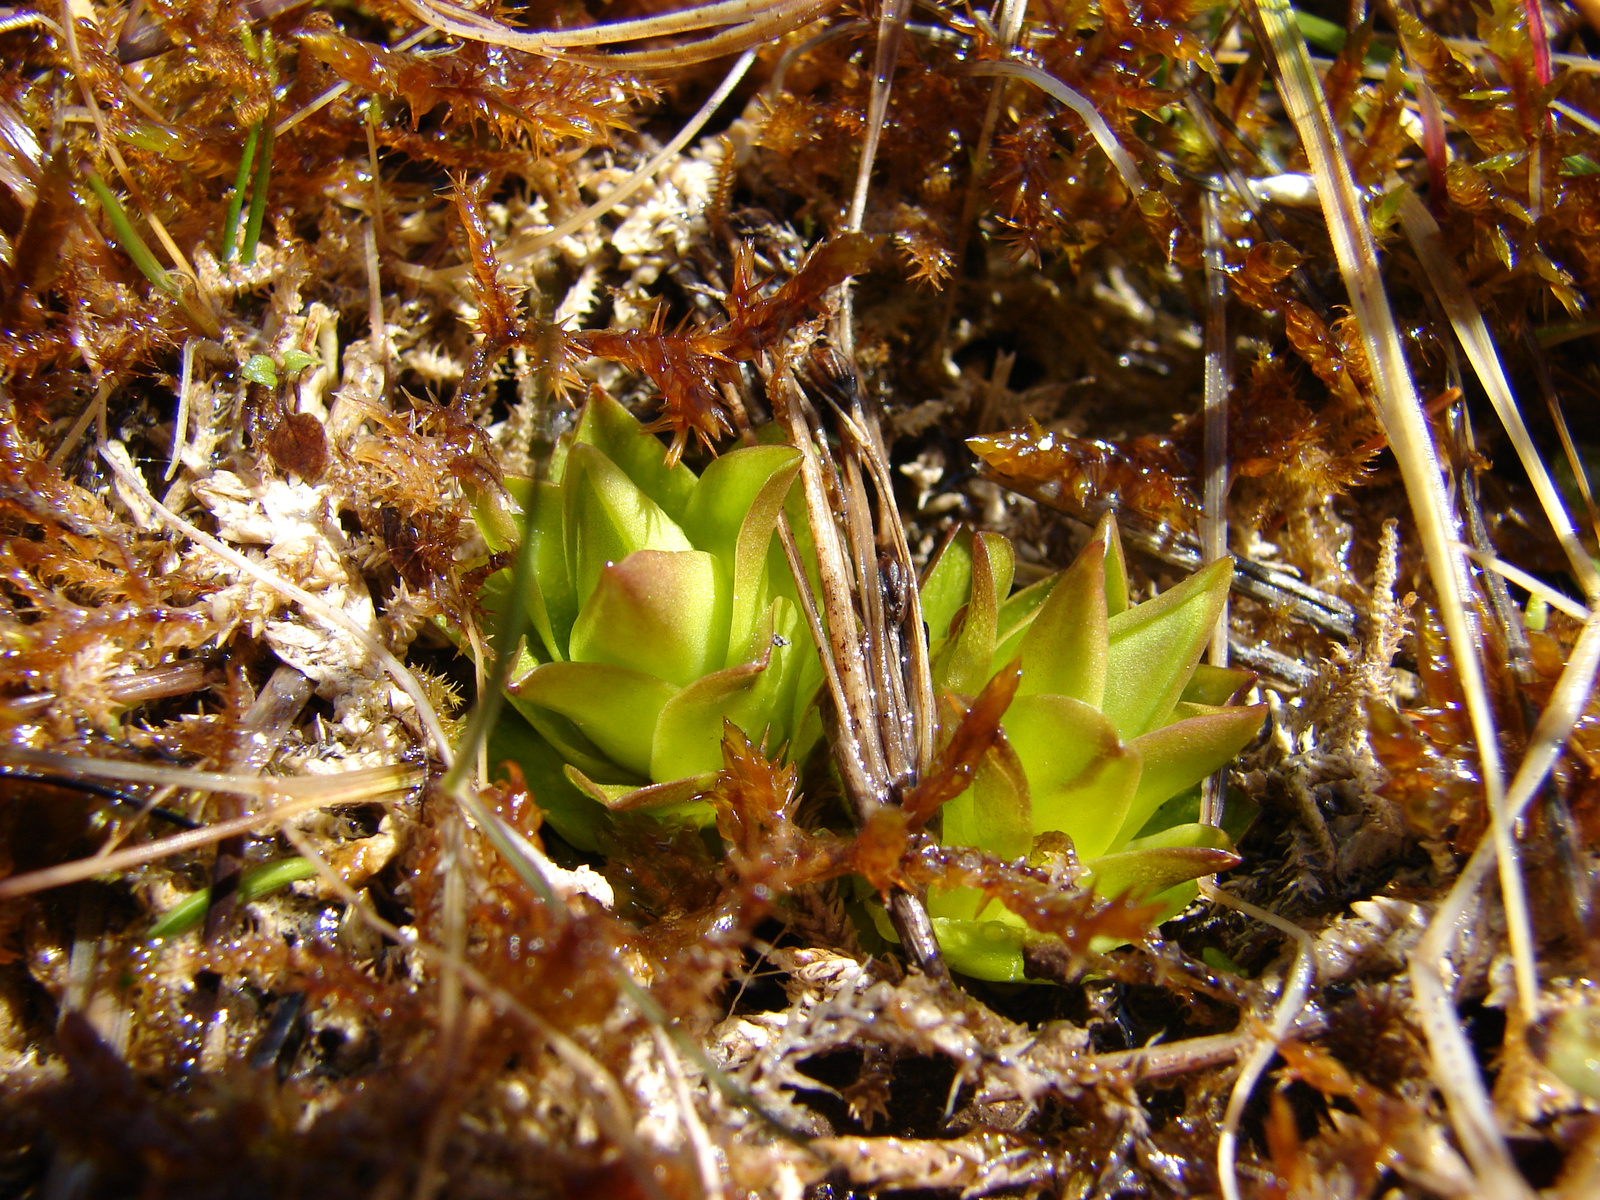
[473,391,823,851]
[910,514,1266,981]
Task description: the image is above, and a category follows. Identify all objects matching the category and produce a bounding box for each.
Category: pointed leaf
[1015,534,1108,705]
[649,609,799,782]
[569,549,728,688]
[683,445,802,662]
[1096,511,1130,616]
[563,443,694,604]
[1116,704,1266,851]
[920,529,975,645]
[1102,557,1233,739]
[1002,694,1141,860]
[1086,824,1239,902]
[564,763,715,819]
[994,572,1059,663]
[1182,663,1256,706]
[573,388,697,524]
[510,661,676,779]
[936,531,1013,695]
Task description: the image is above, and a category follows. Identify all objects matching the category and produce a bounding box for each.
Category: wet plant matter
[4,0,1600,1197]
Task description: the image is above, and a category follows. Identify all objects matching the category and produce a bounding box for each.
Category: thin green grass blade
[83,166,180,297]
[220,122,260,264]
[241,117,275,264]
[149,857,317,940]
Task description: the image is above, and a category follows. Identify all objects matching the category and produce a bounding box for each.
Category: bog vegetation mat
[4,0,1600,1196]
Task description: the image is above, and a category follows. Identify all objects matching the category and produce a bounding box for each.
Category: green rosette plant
[473,392,823,851]
[910,514,1266,981]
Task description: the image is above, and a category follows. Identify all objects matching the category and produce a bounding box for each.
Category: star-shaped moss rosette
[910,514,1266,981]
[472,391,824,851]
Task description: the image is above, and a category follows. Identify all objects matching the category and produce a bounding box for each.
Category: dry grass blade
[1397,189,1600,603]
[395,0,836,66]
[1408,604,1600,1196]
[968,61,1146,196]
[1203,883,1317,1200]
[1200,191,1231,665]
[0,760,420,900]
[1459,543,1592,622]
[1245,1,1531,1186]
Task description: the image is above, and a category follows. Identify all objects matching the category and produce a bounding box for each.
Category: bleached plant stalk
[967,61,1146,197]
[395,0,836,68]
[1397,190,1600,603]
[771,358,944,974]
[1200,191,1231,665]
[1244,0,1528,1189]
[1409,605,1600,1194]
[1202,883,1317,1200]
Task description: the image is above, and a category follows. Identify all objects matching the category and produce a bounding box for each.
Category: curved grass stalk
[1202,883,1317,1200]
[967,61,1145,198]
[394,0,835,67]
[1244,1,1529,1187]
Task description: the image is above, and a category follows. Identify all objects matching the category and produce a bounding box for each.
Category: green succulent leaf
[999,693,1141,860]
[487,705,614,852]
[572,388,697,524]
[1102,556,1233,739]
[682,444,802,661]
[506,695,637,786]
[1015,533,1108,706]
[564,764,715,826]
[992,573,1049,645]
[569,549,729,688]
[510,661,676,779]
[648,604,800,781]
[1118,704,1266,852]
[935,531,1013,694]
[1096,512,1131,616]
[1085,823,1239,902]
[922,531,975,642]
[1182,662,1256,706]
[931,742,1032,925]
[563,443,695,603]
[929,917,1030,983]
[480,479,575,662]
